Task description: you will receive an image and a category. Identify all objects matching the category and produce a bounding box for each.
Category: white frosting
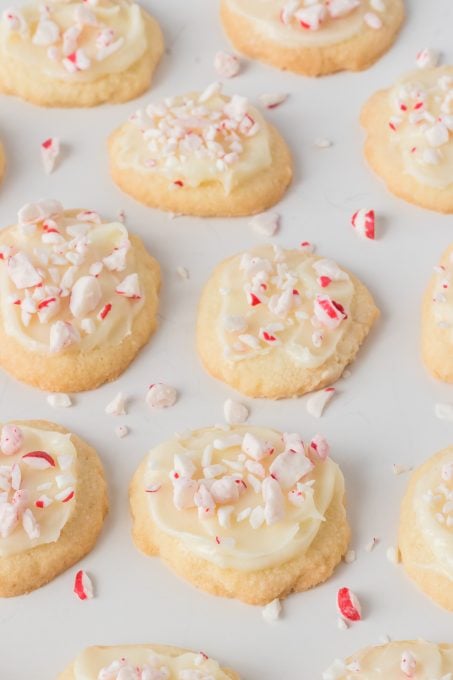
[0,423,77,557]
[430,247,453,342]
[413,449,453,581]
[217,245,354,368]
[142,426,343,571]
[0,0,148,83]
[74,646,231,680]
[225,0,386,48]
[324,641,453,679]
[114,84,272,194]
[0,200,144,354]
[388,67,453,189]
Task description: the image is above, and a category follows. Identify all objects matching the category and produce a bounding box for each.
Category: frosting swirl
[142,426,342,571]
[114,83,272,194]
[215,245,354,368]
[388,67,453,189]
[0,0,148,82]
[0,422,77,557]
[0,200,145,355]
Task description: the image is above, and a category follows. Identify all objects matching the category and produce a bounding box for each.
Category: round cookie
[0,200,161,393]
[0,419,108,597]
[220,0,404,77]
[323,640,453,679]
[58,644,239,680]
[196,245,379,399]
[108,83,293,217]
[361,66,453,213]
[399,447,453,611]
[422,243,453,382]
[0,1,164,108]
[130,425,350,606]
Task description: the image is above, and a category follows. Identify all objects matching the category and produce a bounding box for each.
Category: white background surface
[0,1,453,678]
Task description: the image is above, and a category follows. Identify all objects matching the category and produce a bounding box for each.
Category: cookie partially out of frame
[58,644,239,680]
[220,0,404,77]
[361,66,453,213]
[0,200,160,392]
[422,242,453,382]
[0,140,5,184]
[0,419,108,597]
[399,447,453,611]
[323,640,453,679]
[0,1,164,107]
[109,83,293,217]
[130,425,350,606]
[197,245,379,399]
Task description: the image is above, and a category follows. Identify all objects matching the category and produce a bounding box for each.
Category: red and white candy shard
[146,383,178,409]
[0,424,24,456]
[337,587,362,621]
[115,273,141,299]
[214,51,240,78]
[416,48,439,69]
[313,296,347,329]
[400,650,417,677]
[306,387,336,418]
[310,434,330,460]
[351,209,375,240]
[21,450,56,469]
[40,137,60,175]
[249,212,280,237]
[73,570,94,601]
[258,93,288,109]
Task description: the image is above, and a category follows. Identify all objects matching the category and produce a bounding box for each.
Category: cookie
[130,425,350,605]
[323,640,453,679]
[58,644,239,680]
[109,82,293,217]
[399,447,453,611]
[0,1,164,108]
[220,0,404,77]
[361,66,453,213]
[422,243,453,382]
[0,200,160,393]
[196,245,379,399]
[0,419,108,597]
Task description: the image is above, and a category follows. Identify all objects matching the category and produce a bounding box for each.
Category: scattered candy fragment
[176,266,190,280]
[351,209,375,240]
[249,212,280,237]
[416,48,439,69]
[73,570,94,600]
[258,92,288,109]
[146,383,178,409]
[47,393,72,408]
[115,425,129,438]
[0,424,24,455]
[386,546,400,564]
[262,598,282,623]
[306,387,336,418]
[337,587,362,622]
[344,550,356,564]
[435,403,453,422]
[314,138,332,149]
[365,537,379,552]
[41,137,60,174]
[105,392,127,416]
[214,51,240,78]
[223,399,249,425]
[400,650,417,677]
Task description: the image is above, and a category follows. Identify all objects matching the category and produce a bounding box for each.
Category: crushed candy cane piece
[351,209,375,240]
[46,393,72,408]
[0,424,24,455]
[344,550,356,564]
[306,387,336,418]
[249,212,280,237]
[146,383,178,409]
[314,137,333,149]
[386,546,400,564]
[365,537,379,552]
[401,650,417,677]
[22,450,56,469]
[435,403,453,422]
[105,392,127,416]
[73,569,94,600]
[176,266,190,280]
[416,48,439,69]
[337,587,362,621]
[223,399,249,425]
[262,598,282,622]
[40,137,60,175]
[214,51,240,78]
[258,92,288,109]
[115,425,129,438]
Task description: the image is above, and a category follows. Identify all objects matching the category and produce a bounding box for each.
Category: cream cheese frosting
[0,200,145,355]
[413,449,453,581]
[114,83,273,194]
[430,247,453,342]
[143,425,342,571]
[323,641,453,679]
[73,646,231,680]
[0,0,148,82]
[224,0,387,48]
[217,245,354,369]
[388,67,453,189]
[0,423,77,557]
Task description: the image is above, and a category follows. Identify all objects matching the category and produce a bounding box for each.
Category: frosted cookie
[361,66,453,213]
[0,1,164,108]
[422,243,453,382]
[0,420,108,597]
[196,245,379,399]
[130,425,350,605]
[0,200,160,392]
[323,640,453,679]
[109,83,293,217]
[399,447,453,611]
[220,0,404,77]
[59,644,239,680]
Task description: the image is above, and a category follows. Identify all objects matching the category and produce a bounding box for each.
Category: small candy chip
[435,402,453,422]
[306,387,336,418]
[22,450,56,469]
[416,48,439,69]
[223,398,249,425]
[344,550,356,564]
[46,393,72,408]
[386,546,400,564]
[249,212,280,237]
[73,569,94,601]
[262,598,282,623]
[214,51,240,78]
[337,587,362,622]
[400,650,417,678]
[105,392,127,416]
[146,383,178,409]
[176,266,190,280]
[310,434,330,460]
[40,137,60,174]
[0,424,24,455]
[351,209,375,240]
[258,92,288,109]
[314,137,333,149]
[115,424,129,439]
